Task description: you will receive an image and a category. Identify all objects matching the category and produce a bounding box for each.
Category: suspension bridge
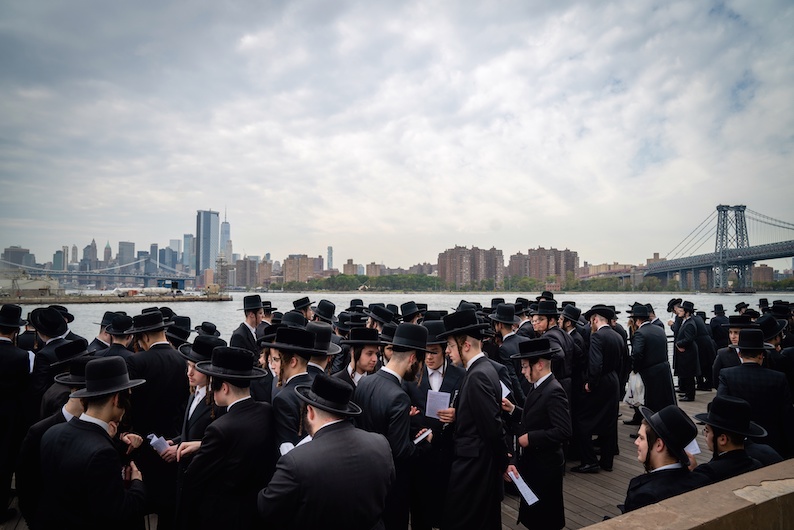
[644,205,794,290]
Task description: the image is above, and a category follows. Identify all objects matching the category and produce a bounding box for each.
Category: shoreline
[8,294,233,305]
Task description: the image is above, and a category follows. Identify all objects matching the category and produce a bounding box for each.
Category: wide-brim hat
[128,311,172,334]
[488,303,519,325]
[268,328,326,359]
[511,337,561,361]
[93,311,121,328]
[728,328,775,353]
[536,291,555,301]
[583,304,616,321]
[180,335,228,363]
[667,298,683,313]
[71,357,146,398]
[257,324,282,345]
[306,322,341,356]
[694,395,767,438]
[387,323,431,355]
[758,298,769,308]
[165,325,191,347]
[240,294,265,311]
[437,309,490,340]
[342,327,385,347]
[281,311,308,329]
[335,312,352,333]
[50,338,91,368]
[401,301,422,320]
[639,405,698,464]
[721,315,758,329]
[422,310,447,321]
[53,356,91,388]
[363,305,395,325]
[532,300,560,317]
[422,320,448,345]
[680,301,696,314]
[262,301,277,313]
[312,300,336,323]
[755,313,787,341]
[380,322,398,344]
[712,304,726,314]
[106,315,134,336]
[295,374,362,416]
[30,307,68,338]
[196,346,267,380]
[194,321,221,336]
[386,304,402,323]
[292,296,314,311]
[0,304,26,328]
[48,305,74,323]
[346,299,366,312]
[560,304,582,323]
[734,301,749,312]
[770,303,791,319]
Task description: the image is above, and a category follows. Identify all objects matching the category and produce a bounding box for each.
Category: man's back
[354,369,414,462]
[624,467,708,513]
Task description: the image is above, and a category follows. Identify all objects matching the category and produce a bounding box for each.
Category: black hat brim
[178,343,212,364]
[268,341,326,358]
[510,345,561,360]
[340,338,386,347]
[195,360,268,380]
[436,323,490,340]
[693,412,767,438]
[295,385,362,416]
[487,314,520,325]
[127,321,173,334]
[70,378,145,399]
[53,373,87,387]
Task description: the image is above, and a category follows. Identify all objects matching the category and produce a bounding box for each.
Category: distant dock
[9,294,233,305]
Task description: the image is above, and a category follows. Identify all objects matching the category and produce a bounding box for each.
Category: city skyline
[2,2,793,269]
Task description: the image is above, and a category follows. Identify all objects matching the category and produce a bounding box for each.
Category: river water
[23,291,790,342]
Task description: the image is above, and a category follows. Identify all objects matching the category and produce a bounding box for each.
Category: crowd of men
[1,292,793,529]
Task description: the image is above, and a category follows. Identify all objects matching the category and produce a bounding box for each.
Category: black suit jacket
[674,318,700,378]
[692,450,762,484]
[87,337,109,354]
[181,398,276,530]
[631,322,676,412]
[712,347,741,391]
[95,343,135,360]
[623,467,709,513]
[229,323,258,355]
[272,372,312,446]
[497,334,528,403]
[39,417,147,529]
[332,366,357,389]
[516,320,535,339]
[576,326,621,435]
[257,421,395,530]
[39,381,70,420]
[250,368,275,404]
[710,315,730,349]
[718,363,794,457]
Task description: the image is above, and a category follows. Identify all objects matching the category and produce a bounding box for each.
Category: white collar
[79,412,110,434]
[534,372,553,389]
[150,341,170,347]
[502,331,516,340]
[227,395,252,411]
[652,462,684,473]
[465,352,486,371]
[62,405,76,422]
[307,361,325,372]
[244,322,257,335]
[314,418,344,435]
[381,366,403,384]
[0,337,11,343]
[285,372,308,385]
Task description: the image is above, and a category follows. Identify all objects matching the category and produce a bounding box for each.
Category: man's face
[425,344,445,370]
[254,308,265,325]
[635,424,649,464]
[729,328,741,345]
[446,338,462,366]
[403,353,421,382]
[703,424,715,453]
[382,344,393,363]
[674,306,684,318]
[186,360,207,388]
[356,345,379,373]
[520,360,532,383]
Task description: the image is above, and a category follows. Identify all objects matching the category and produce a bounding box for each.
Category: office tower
[159,247,178,270]
[1,246,35,268]
[103,241,112,266]
[196,210,220,273]
[221,210,231,259]
[53,250,64,271]
[183,234,195,270]
[62,246,69,269]
[327,246,333,270]
[71,244,78,264]
[118,241,135,273]
[169,239,182,263]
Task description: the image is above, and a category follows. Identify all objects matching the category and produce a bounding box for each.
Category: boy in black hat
[531,301,575,400]
[711,315,758,391]
[231,295,266,355]
[674,301,700,401]
[710,304,730,349]
[87,311,119,354]
[292,296,314,321]
[258,375,395,529]
[95,314,136,360]
[39,357,147,529]
[305,322,341,380]
[336,327,384,388]
[488,303,528,403]
[180,346,276,530]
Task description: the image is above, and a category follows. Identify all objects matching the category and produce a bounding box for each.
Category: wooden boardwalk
[2,391,716,530]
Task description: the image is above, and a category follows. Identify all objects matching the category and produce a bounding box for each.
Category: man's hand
[414,428,433,444]
[437,407,455,424]
[409,406,420,417]
[176,441,201,462]
[501,397,515,414]
[160,440,178,462]
[585,383,591,393]
[518,433,529,448]
[503,464,518,482]
[128,460,142,482]
[119,432,143,455]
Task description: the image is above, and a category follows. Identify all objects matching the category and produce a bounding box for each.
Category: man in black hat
[674,301,700,401]
[488,303,528,403]
[515,299,536,339]
[87,311,119,354]
[623,405,707,513]
[17,355,89,529]
[231,295,266,356]
[717,328,794,458]
[270,328,324,450]
[311,299,336,325]
[691,306,717,391]
[438,310,509,530]
[39,357,147,528]
[354,323,433,530]
[126,310,189,529]
[39,339,91,419]
[531,300,575,400]
[336,327,383,388]
[712,315,758,391]
[503,338,571,530]
[401,301,422,324]
[28,307,71,416]
[94,314,136,360]
[47,304,85,343]
[180,346,276,530]
[571,305,622,474]
[710,305,730,349]
[258,375,394,529]
[292,296,314,321]
[735,301,749,315]
[0,304,30,521]
[692,395,764,483]
[305,322,341,380]
[364,304,395,333]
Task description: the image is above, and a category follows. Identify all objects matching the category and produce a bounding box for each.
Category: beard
[403,361,421,382]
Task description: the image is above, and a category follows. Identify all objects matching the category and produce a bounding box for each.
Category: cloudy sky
[2,0,793,270]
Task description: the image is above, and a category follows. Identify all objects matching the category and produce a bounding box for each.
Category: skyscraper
[103,241,112,266]
[196,210,220,273]
[169,239,182,263]
[183,234,195,270]
[71,244,78,264]
[327,246,333,270]
[118,241,135,273]
[220,210,232,259]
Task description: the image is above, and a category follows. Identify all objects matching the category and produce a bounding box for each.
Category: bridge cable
[664,210,717,260]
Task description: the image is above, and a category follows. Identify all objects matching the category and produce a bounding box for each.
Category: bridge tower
[714,205,751,289]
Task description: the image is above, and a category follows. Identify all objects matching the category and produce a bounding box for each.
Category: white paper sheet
[508,470,539,506]
[500,381,511,399]
[413,429,431,444]
[426,390,451,420]
[684,437,701,455]
[147,434,169,455]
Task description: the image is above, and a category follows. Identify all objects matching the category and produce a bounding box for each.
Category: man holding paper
[503,337,571,530]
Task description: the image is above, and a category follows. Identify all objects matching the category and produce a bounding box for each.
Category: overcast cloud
[1,0,793,269]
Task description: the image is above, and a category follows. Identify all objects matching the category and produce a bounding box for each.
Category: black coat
[249,368,275,404]
[39,417,147,530]
[544,326,576,399]
[717,363,794,457]
[272,372,312,447]
[674,318,701,378]
[516,320,535,339]
[693,316,717,382]
[229,323,258,355]
[87,337,109,354]
[332,366,357,389]
[29,338,69,415]
[508,374,571,530]
[692,450,762,484]
[1,339,31,511]
[94,343,135,360]
[39,381,70,419]
[497,333,528,403]
[710,315,730,349]
[712,347,741,391]
[623,466,709,513]
[443,355,508,530]
[631,322,676,412]
[181,398,276,530]
[257,421,395,530]
[575,326,621,435]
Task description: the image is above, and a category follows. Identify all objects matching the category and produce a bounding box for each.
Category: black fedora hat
[386,304,401,322]
[269,327,326,359]
[71,357,146,398]
[712,304,726,315]
[758,298,769,309]
[342,327,385,347]
[30,307,67,337]
[644,303,655,315]
[180,335,228,364]
[401,301,422,320]
[48,305,74,323]
[536,291,555,301]
[194,321,221,337]
[639,405,698,464]
[488,303,519,325]
[720,315,758,329]
[560,304,582,323]
[346,298,366,312]
[770,302,791,319]
[729,328,774,353]
[363,305,394,325]
[437,309,490,340]
[483,298,506,313]
[630,305,651,319]
[295,374,362,416]
[532,300,559,317]
[240,295,265,312]
[0,304,26,328]
[271,312,284,324]
[262,301,277,313]
[281,311,308,329]
[583,304,616,321]
[293,296,314,311]
[744,308,761,319]
[196,346,267,380]
[93,311,121,328]
[106,315,134,336]
[734,301,749,312]
[257,324,282,345]
[335,311,352,333]
[170,315,192,331]
[159,307,176,322]
[694,395,767,438]
[165,325,191,346]
[421,310,447,321]
[421,320,448,345]
[388,323,431,355]
[514,298,529,315]
[755,313,787,341]
[53,355,91,388]
[511,337,561,361]
[50,338,91,367]
[380,322,398,343]
[128,311,172,334]
[306,322,341,356]
[312,300,336,324]
[680,301,696,314]
[347,313,369,329]
[667,298,683,313]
